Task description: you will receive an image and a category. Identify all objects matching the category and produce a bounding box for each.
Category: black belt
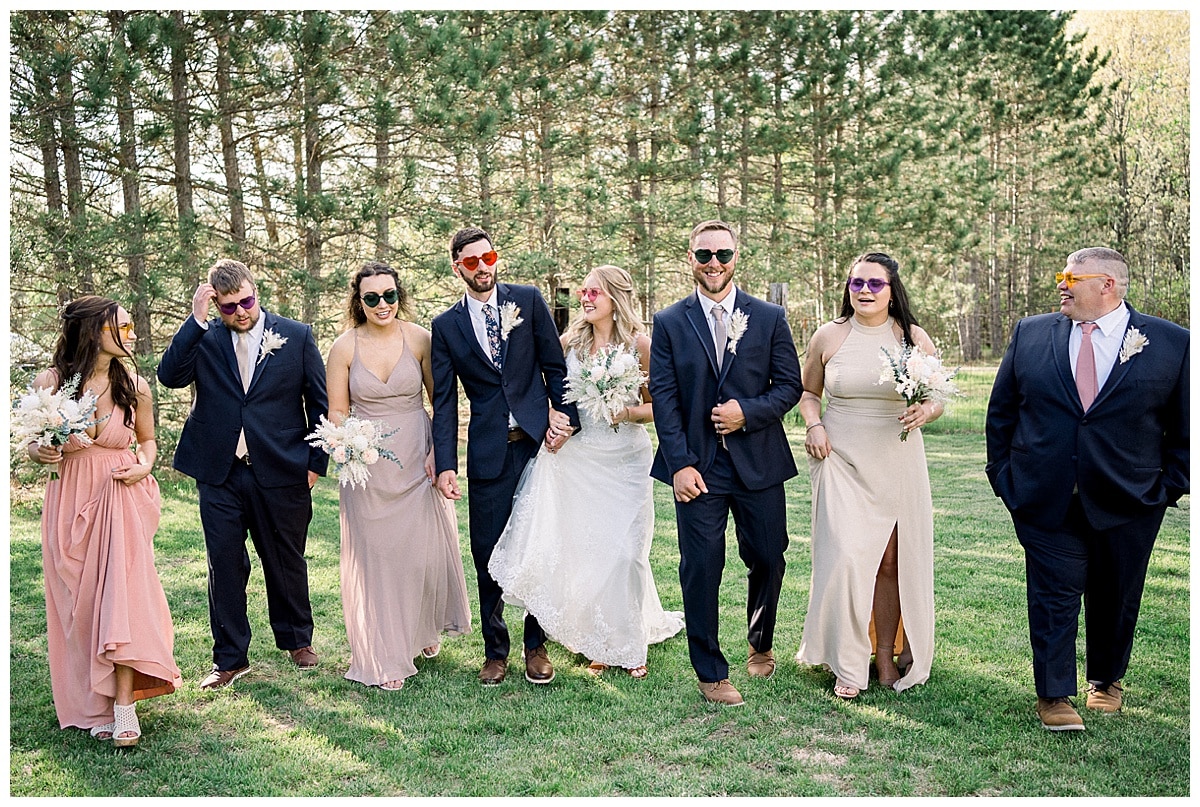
[507,427,528,443]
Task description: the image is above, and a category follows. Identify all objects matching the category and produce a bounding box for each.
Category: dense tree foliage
[10,10,1189,400]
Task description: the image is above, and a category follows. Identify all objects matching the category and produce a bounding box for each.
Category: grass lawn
[8,422,1189,796]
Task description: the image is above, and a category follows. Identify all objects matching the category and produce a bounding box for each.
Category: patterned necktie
[712,305,727,371]
[483,304,502,369]
[1076,322,1098,411]
[235,333,251,459]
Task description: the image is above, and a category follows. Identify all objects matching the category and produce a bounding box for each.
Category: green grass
[8,425,1189,796]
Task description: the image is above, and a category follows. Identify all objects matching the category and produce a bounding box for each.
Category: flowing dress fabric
[41,409,181,730]
[489,349,684,668]
[340,336,471,686]
[796,317,935,692]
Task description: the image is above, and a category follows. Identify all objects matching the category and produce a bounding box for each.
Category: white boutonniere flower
[499,301,524,340]
[726,309,749,355]
[258,329,288,364]
[1118,327,1149,364]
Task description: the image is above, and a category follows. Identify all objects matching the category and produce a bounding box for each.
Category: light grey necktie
[712,304,727,371]
[235,333,251,458]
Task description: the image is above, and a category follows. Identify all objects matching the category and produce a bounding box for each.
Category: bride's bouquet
[11,373,107,478]
[878,343,960,441]
[563,343,648,432]
[306,411,401,489]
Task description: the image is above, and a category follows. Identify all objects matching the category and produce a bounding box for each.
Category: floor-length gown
[488,349,684,669]
[41,409,181,730]
[340,335,471,686]
[796,316,935,692]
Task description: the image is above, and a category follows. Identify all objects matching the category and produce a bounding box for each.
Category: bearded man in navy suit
[986,247,1189,731]
[431,227,580,687]
[650,220,802,706]
[158,259,328,690]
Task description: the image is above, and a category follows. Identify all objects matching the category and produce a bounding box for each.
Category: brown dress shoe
[200,664,251,691]
[747,644,776,679]
[479,658,508,686]
[524,645,555,684]
[698,679,746,706]
[1037,697,1085,731]
[1086,681,1123,713]
[289,646,319,670]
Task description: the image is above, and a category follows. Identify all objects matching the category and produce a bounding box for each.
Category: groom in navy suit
[431,227,580,687]
[158,259,328,690]
[986,247,1188,731]
[650,220,802,706]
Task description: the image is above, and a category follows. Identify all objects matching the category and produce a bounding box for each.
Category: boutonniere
[258,329,288,364]
[1118,327,1149,364]
[499,301,524,340]
[726,309,749,355]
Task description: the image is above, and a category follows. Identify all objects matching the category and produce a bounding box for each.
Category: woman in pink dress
[26,296,181,746]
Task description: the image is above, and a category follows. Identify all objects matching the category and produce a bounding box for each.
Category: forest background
[6,9,1191,442]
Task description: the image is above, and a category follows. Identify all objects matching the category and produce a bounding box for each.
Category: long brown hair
[837,252,920,347]
[346,261,411,328]
[51,296,138,428]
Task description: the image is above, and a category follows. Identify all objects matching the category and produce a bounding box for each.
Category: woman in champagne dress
[796,253,940,698]
[28,296,181,746]
[489,264,683,677]
[325,262,471,691]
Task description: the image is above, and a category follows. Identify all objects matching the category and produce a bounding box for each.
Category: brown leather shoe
[1037,697,1085,731]
[200,664,251,691]
[698,679,745,706]
[479,658,508,686]
[524,645,555,684]
[289,646,319,670]
[1085,681,1123,713]
[747,644,776,679]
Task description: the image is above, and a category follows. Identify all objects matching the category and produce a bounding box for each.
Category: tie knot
[712,305,725,323]
[1080,322,1097,335]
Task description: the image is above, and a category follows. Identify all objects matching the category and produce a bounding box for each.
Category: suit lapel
[684,294,720,377]
[1091,305,1139,410]
[1050,314,1081,411]
[215,321,243,390]
[246,311,276,393]
[716,295,750,387]
[496,285,511,369]
[454,296,501,374]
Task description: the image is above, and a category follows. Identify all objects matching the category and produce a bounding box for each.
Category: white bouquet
[306,412,401,489]
[563,343,648,432]
[11,373,107,478]
[878,343,960,441]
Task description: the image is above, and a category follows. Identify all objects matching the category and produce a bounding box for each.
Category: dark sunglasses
[847,277,890,294]
[576,287,605,302]
[456,250,499,271]
[361,289,400,307]
[692,248,735,265]
[217,295,256,315]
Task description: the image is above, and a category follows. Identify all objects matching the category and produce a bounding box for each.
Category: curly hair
[562,264,645,358]
[51,296,138,428]
[346,261,411,328]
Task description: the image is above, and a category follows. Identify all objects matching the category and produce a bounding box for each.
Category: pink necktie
[1076,322,1098,411]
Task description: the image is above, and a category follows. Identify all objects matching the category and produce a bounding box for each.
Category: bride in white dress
[488,265,684,677]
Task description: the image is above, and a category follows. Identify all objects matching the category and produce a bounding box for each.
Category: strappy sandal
[112,703,140,747]
[626,665,648,679]
[380,679,405,691]
[833,679,860,700]
[90,722,115,741]
[586,661,609,676]
[421,644,441,659]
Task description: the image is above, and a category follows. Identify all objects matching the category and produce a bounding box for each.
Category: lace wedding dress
[489,350,684,668]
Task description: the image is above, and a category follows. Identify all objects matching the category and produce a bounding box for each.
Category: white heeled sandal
[112,703,140,747]
[90,722,115,741]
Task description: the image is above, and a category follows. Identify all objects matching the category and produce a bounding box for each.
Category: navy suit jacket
[650,290,802,491]
[157,310,329,488]
[985,304,1189,531]
[430,283,578,480]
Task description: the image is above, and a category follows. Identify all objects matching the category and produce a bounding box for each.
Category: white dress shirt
[695,285,738,357]
[1068,301,1129,392]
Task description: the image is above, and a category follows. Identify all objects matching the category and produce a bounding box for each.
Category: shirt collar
[1085,301,1129,337]
[464,289,498,316]
[696,285,737,319]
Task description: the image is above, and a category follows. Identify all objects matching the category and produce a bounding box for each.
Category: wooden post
[769,282,788,308]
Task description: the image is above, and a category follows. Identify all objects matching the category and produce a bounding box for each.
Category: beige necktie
[1076,322,1098,411]
[235,333,251,458]
[712,305,727,371]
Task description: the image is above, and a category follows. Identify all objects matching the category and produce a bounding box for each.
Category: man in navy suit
[158,259,329,690]
[986,247,1189,731]
[431,227,580,687]
[650,220,802,706]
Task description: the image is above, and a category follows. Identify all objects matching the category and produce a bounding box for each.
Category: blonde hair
[563,264,644,357]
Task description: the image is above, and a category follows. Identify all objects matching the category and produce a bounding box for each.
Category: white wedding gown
[489,350,684,668]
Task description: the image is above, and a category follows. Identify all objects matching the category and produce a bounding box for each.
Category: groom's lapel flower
[1118,327,1149,364]
[726,309,749,355]
[499,301,524,340]
[258,328,288,364]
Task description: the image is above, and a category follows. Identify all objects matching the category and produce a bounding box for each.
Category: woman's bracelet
[807,422,825,430]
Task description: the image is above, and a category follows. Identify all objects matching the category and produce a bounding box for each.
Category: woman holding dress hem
[796,252,939,698]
